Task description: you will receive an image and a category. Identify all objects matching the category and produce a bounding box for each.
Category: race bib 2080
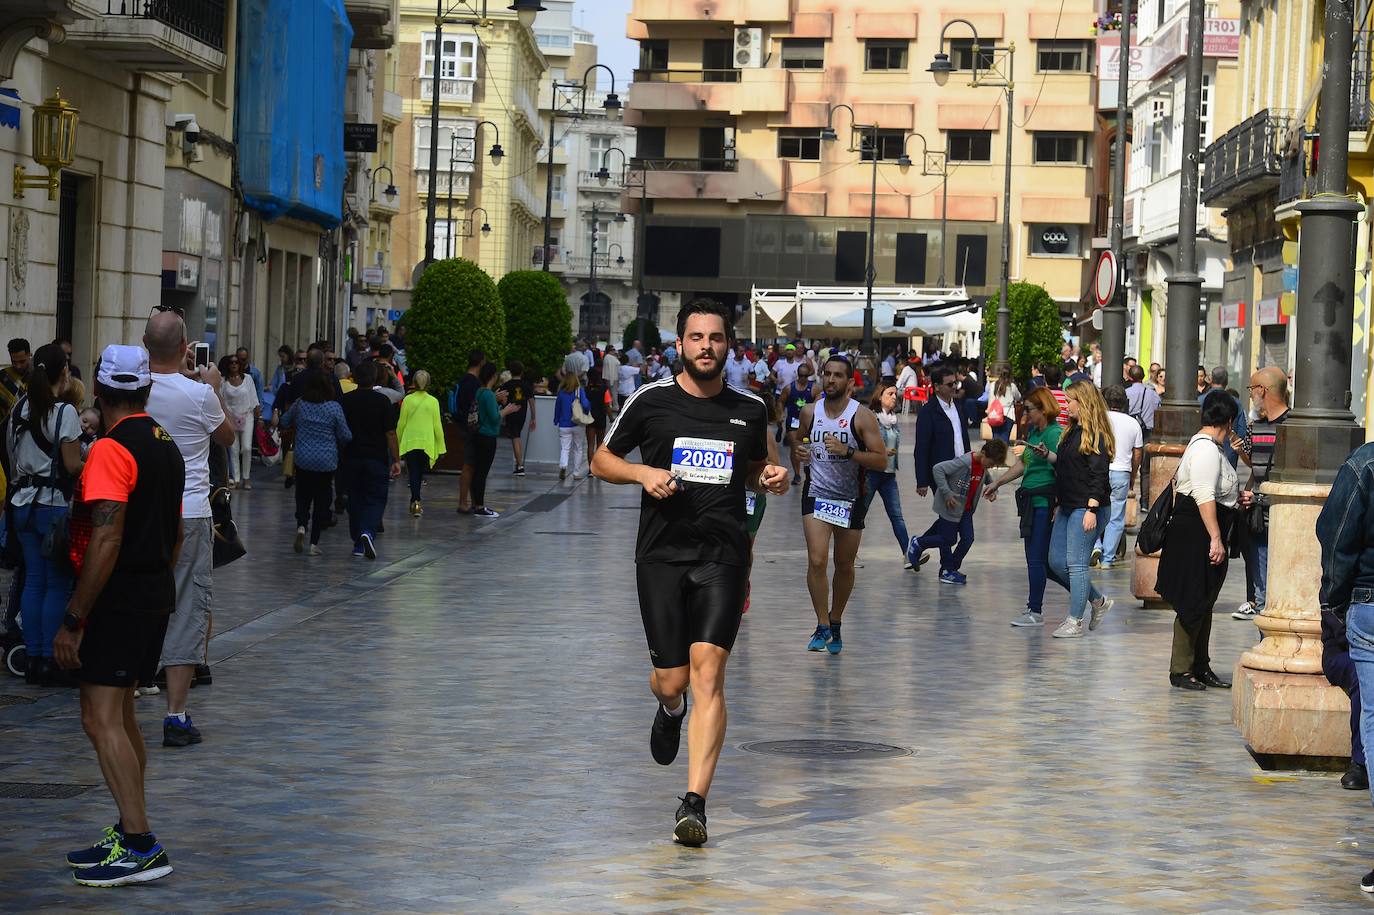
[671,437,735,484]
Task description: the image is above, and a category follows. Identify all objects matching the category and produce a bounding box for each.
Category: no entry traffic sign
[1093,250,1118,308]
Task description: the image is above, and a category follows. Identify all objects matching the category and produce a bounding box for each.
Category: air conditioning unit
[734,27,763,68]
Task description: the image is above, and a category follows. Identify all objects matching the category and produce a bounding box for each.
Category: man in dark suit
[913,365,971,496]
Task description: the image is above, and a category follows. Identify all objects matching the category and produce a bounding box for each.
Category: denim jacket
[1317,442,1374,617]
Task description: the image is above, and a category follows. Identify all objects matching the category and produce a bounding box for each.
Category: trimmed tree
[405,258,504,395]
[981,282,1064,384]
[498,270,572,380]
[623,317,662,354]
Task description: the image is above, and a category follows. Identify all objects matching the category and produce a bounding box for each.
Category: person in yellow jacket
[396,369,446,517]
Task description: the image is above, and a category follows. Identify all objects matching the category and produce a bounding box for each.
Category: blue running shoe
[939,570,967,586]
[162,715,202,748]
[73,839,172,887]
[807,626,831,651]
[67,825,121,869]
[905,536,923,570]
[827,626,843,655]
[361,532,377,560]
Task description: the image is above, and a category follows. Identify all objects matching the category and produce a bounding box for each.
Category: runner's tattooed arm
[64,500,126,622]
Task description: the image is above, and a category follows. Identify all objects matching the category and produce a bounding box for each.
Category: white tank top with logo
[807,397,863,501]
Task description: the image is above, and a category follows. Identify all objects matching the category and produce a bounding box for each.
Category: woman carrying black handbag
[1157,391,1241,691]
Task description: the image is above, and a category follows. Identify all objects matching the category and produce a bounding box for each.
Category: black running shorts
[75,611,170,688]
[636,561,747,668]
[800,481,867,531]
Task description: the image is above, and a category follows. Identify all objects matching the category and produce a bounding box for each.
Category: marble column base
[1131,446,1184,607]
[1231,665,1351,768]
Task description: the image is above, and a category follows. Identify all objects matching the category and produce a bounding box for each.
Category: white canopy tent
[750,284,982,351]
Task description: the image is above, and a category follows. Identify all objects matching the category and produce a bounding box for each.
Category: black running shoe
[673,793,707,846]
[650,699,686,766]
[1363,868,1374,893]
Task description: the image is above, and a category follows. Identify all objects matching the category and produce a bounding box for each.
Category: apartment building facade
[391,2,546,308]
[625,0,1099,331]
[1121,0,1240,370]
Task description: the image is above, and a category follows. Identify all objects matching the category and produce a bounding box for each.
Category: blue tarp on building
[236,0,353,228]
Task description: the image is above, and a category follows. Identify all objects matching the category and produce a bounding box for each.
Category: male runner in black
[591,298,789,846]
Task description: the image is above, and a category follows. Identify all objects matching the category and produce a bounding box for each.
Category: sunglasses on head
[151,304,185,317]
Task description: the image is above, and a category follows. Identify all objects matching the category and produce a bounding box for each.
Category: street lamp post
[821,104,880,360]
[423,1,542,270]
[1275,0,1364,481]
[1099,2,1134,385]
[460,207,492,238]
[930,21,1015,370]
[543,64,622,272]
[443,120,502,259]
[898,133,949,287]
[369,165,398,207]
[1154,0,1207,440]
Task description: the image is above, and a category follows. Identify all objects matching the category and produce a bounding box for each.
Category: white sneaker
[308,545,323,556]
[293,526,305,554]
[1052,617,1085,638]
[134,684,160,698]
[1232,601,1259,620]
[1010,611,1044,628]
[1089,597,1114,631]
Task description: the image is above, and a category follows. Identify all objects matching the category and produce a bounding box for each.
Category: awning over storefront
[749,284,981,342]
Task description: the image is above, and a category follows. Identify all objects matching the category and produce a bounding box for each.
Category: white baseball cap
[96,344,151,391]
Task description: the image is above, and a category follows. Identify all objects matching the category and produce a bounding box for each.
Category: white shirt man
[939,394,966,459]
[881,353,896,378]
[724,349,749,389]
[618,363,641,397]
[774,352,801,391]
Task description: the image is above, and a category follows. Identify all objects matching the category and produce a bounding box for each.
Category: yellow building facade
[390,2,546,306]
[625,0,1099,325]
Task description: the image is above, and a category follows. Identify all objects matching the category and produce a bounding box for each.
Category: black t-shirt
[454,373,480,424]
[606,378,769,565]
[340,388,397,461]
[499,378,534,422]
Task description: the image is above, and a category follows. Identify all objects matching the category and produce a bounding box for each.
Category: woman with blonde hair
[397,368,445,517]
[1041,381,1115,638]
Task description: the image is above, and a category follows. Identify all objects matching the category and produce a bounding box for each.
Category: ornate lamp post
[821,104,880,359]
[897,133,949,287]
[14,89,79,200]
[543,64,622,271]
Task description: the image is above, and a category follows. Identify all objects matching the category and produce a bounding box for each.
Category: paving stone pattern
[1,419,1371,911]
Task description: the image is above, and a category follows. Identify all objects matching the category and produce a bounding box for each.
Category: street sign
[362,266,385,285]
[1093,250,1118,308]
[344,123,378,153]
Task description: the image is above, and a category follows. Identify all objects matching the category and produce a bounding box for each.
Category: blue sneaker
[939,570,967,586]
[827,626,843,654]
[905,536,924,570]
[67,824,121,869]
[352,543,365,558]
[73,838,172,886]
[807,626,831,651]
[360,532,377,560]
[162,714,202,748]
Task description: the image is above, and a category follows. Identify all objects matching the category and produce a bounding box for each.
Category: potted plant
[498,270,573,381]
[405,258,505,471]
[980,281,1064,387]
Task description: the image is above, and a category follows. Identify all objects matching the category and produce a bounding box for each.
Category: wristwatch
[62,612,84,632]
[845,446,856,459]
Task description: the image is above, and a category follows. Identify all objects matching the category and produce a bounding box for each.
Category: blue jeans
[1248,532,1270,611]
[990,421,1012,442]
[1049,507,1105,620]
[863,470,909,558]
[14,503,73,659]
[345,457,390,543]
[1341,598,1374,803]
[1024,505,1052,613]
[1097,470,1132,564]
[920,514,975,572]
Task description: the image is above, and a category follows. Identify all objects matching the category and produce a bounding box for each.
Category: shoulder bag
[210,484,247,568]
[571,393,593,426]
[1136,436,1221,555]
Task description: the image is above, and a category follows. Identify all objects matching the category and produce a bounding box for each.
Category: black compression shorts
[636,561,747,668]
[76,611,170,688]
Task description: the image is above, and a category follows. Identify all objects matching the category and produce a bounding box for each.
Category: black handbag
[1244,490,1268,537]
[1136,480,1175,555]
[210,485,247,568]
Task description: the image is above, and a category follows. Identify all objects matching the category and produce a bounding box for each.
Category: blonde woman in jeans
[554,373,592,481]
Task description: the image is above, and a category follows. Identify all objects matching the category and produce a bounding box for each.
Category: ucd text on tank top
[806,398,864,501]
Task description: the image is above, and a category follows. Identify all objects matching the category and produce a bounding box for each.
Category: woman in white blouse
[1157,391,1241,691]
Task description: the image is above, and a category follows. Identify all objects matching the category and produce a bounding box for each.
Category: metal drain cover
[740,740,912,760]
[0,782,94,799]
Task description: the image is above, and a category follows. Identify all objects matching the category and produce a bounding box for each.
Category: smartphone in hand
[193,342,210,368]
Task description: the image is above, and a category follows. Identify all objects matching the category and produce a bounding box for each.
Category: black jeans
[294,468,334,545]
[470,434,498,506]
[404,449,429,502]
[345,457,389,543]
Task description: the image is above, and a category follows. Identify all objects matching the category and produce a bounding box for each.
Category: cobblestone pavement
[2,420,1372,911]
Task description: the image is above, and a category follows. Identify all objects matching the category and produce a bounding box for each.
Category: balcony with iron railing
[565,253,632,277]
[1354,28,1373,134]
[1199,109,1291,209]
[633,157,738,173]
[419,76,474,105]
[65,1,227,72]
[578,169,624,190]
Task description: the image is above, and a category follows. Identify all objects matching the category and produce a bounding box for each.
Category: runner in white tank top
[789,354,887,656]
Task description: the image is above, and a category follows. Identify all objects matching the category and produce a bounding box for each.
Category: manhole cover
[520,493,571,513]
[0,694,36,707]
[740,740,912,760]
[0,782,93,799]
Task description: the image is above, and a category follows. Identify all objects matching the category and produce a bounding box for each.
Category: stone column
[1233,482,1351,767]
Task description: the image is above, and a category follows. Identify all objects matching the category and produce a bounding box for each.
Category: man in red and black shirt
[53,345,185,887]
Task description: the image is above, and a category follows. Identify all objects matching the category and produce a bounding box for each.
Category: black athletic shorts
[636,561,747,668]
[75,611,170,688]
[500,414,525,439]
[800,481,867,531]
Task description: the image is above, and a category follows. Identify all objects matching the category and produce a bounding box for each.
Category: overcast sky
[573,0,636,88]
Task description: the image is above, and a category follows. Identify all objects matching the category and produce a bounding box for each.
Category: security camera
[168,113,201,144]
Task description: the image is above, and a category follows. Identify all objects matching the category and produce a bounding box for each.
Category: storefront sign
[1219,301,1246,329]
[1148,18,1240,78]
[344,122,379,153]
[1257,297,1288,326]
[1203,19,1241,56]
[362,266,385,285]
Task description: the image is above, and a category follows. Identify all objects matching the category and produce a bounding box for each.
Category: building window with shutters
[777,129,822,161]
[780,39,825,70]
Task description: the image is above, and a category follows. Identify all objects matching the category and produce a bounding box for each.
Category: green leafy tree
[981,282,1064,385]
[405,258,504,395]
[498,270,572,379]
[623,317,662,354]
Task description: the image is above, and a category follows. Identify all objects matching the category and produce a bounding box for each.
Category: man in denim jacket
[1317,440,1374,891]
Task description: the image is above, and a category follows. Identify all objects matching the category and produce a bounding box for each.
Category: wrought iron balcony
[1354,27,1373,132]
[1277,149,1308,207]
[1200,110,1291,209]
[104,1,225,51]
